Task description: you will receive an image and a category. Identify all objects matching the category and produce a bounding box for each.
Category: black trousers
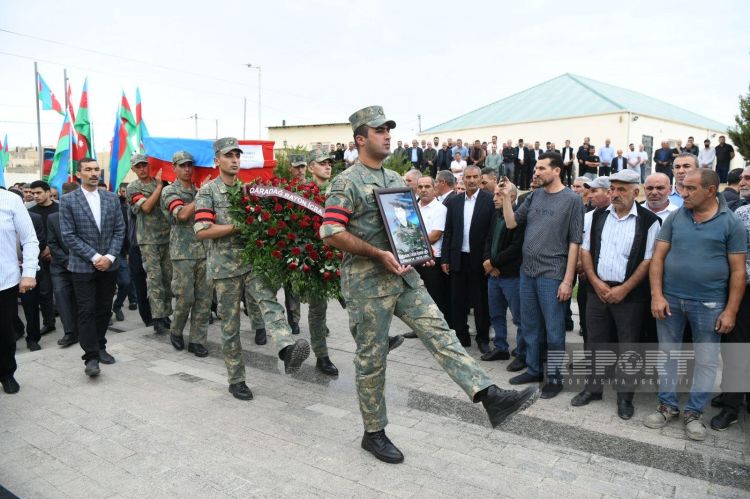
[38,262,55,327]
[0,286,19,378]
[719,289,750,412]
[128,246,153,326]
[71,271,117,361]
[19,284,41,342]
[577,279,589,344]
[560,163,574,186]
[417,257,450,322]
[449,253,490,344]
[585,289,648,400]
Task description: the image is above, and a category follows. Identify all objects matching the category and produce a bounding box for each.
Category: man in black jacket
[47,181,80,347]
[482,184,525,365]
[441,166,495,352]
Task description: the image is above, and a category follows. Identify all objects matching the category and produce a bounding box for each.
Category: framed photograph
[375,187,433,266]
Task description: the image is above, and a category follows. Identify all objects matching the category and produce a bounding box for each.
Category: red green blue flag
[37,73,63,115]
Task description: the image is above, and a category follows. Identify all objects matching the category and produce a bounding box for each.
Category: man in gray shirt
[500,152,584,399]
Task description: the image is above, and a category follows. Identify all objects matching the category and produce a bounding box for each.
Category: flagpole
[34,62,43,178]
[63,69,68,113]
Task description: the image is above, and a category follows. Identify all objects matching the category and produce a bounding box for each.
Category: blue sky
[1,0,749,149]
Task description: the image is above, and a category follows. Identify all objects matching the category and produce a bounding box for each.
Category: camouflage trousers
[171,258,211,345]
[213,271,296,384]
[140,243,173,319]
[347,285,493,432]
[283,285,301,325]
[308,295,328,358]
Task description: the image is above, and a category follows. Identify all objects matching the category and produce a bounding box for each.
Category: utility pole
[34,62,43,178]
[245,64,262,138]
[417,114,422,133]
[189,114,198,138]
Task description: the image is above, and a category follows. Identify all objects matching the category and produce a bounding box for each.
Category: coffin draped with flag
[143,137,277,184]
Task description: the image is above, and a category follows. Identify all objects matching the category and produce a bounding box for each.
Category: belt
[604,281,623,287]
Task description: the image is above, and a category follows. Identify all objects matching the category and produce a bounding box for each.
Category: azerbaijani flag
[49,113,73,194]
[135,87,149,153]
[73,79,94,160]
[37,73,64,115]
[109,108,133,192]
[143,136,276,185]
[119,91,137,139]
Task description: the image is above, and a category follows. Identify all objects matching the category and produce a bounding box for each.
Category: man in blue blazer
[440,165,495,352]
[60,158,125,376]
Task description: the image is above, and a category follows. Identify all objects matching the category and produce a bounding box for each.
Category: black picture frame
[374,187,433,266]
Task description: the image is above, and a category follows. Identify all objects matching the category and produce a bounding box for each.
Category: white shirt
[534,148,541,160]
[562,147,570,163]
[698,147,716,168]
[645,202,679,221]
[82,188,116,263]
[418,198,447,258]
[582,203,659,283]
[518,147,524,161]
[450,160,466,178]
[461,191,477,253]
[344,148,358,165]
[0,190,39,291]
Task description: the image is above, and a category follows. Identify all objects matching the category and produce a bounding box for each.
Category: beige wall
[267,123,352,151]
[418,112,745,171]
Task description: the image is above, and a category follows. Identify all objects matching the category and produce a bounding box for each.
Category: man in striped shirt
[573,170,660,420]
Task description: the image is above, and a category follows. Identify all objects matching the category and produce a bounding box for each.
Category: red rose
[277,240,287,248]
[277,221,286,229]
[323,271,332,281]
[313,222,321,232]
[309,250,319,260]
[271,250,282,259]
[261,212,271,222]
[325,251,334,260]
[286,233,297,241]
[313,215,322,223]
[267,228,278,237]
[302,264,311,273]
[255,240,264,248]
[322,245,329,252]
[246,216,255,224]
[288,262,298,271]
[335,270,340,278]
[299,220,310,228]
[242,196,249,203]
[291,247,302,256]
[274,204,283,212]
[290,213,299,222]
[271,178,280,186]
[245,205,251,213]
[286,202,293,209]
[254,205,262,213]
[304,243,314,253]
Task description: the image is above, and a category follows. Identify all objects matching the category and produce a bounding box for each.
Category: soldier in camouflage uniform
[320,106,540,464]
[126,155,173,334]
[160,151,210,358]
[194,137,311,401]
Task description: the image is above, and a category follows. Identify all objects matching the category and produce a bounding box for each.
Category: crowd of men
[0,124,747,463]
[396,138,749,441]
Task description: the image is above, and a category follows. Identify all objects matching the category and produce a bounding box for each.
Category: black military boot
[315,356,339,376]
[361,430,404,464]
[479,385,540,427]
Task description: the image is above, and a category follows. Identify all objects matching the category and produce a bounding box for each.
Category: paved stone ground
[1,297,748,498]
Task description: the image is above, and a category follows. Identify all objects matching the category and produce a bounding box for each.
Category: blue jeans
[656,294,723,414]
[520,273,566,378]
[487,276,523,354]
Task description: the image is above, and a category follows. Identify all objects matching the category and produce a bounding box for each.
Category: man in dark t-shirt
[28,180,59,336]
[499,152,585,399]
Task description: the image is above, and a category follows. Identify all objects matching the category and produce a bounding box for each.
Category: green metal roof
[424,73,728,133]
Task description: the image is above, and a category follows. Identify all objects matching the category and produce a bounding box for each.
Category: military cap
[584,176,611,190]
[348,105,397,132]
[130,154,148,166]
[172,151,195,165]
[608,169,641,184]
[308,150,332,164]
[289,154,307,167]
[213,137,243,155]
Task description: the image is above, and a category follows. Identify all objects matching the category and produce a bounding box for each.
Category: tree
[727,83,750,164]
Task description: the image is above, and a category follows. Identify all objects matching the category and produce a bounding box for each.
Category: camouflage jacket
[319,160,420,298]
[161,183,206,260]
[194,177,250,280]
[126,178,170,245]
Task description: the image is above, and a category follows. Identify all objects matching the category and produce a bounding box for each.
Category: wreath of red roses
[228,176,342,301]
